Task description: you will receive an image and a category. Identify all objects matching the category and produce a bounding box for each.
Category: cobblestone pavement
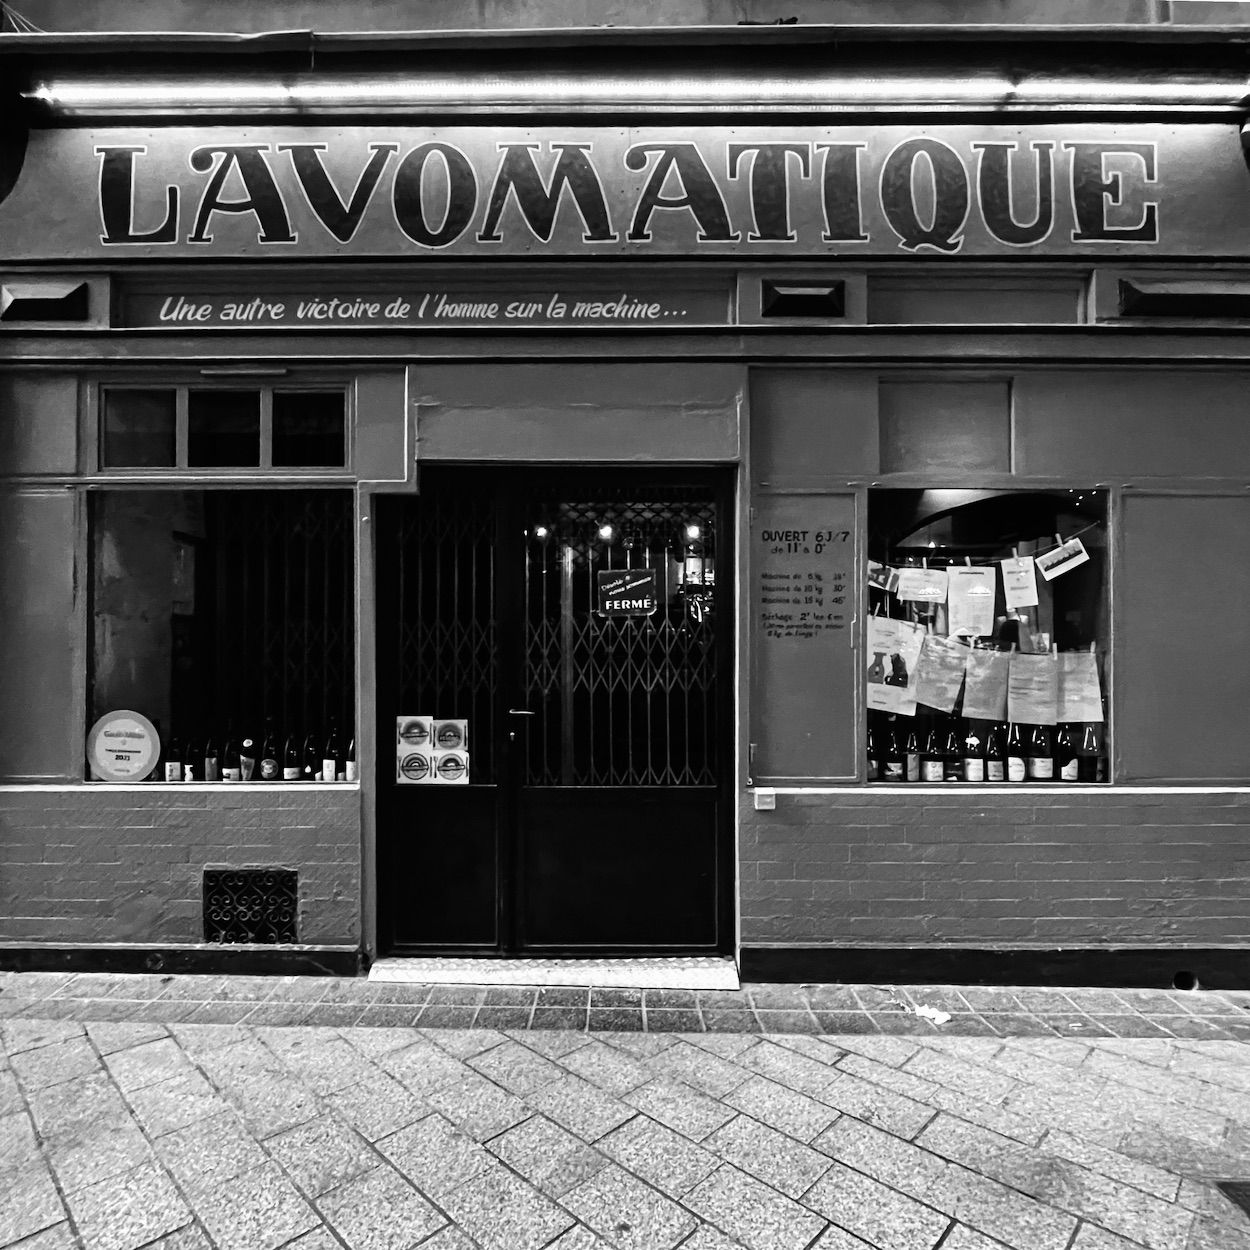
[3,973,1250,1250]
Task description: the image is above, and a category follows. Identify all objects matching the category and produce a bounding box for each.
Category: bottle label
[322,759,337,782]
[164,762,181,782]
[1061,758,1080,781]
[282,766,300,781]
[1008,757,1027,781]
[240,758,256,781]
[260,758,279,780]
[986,760,1005,782]
[222,767,242,782]
[1028,757,1054,779]
[182,764,197,782]
[346,761,358,782]
[336,770,346,782]
[205,759,219,782]
[883,760,904,781]
[964,758,985,782]
[921,760,944,782]
[906,753,920,782]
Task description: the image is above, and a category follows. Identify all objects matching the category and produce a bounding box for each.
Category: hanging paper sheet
[1036,537,1090,581]
[896,567,948,604]
[865,616,925,716]
[1007,651,1059,726]
[947,567,996,636]
[868,561,900,595]
[999,556,1039,609]
[914,634,969,714]
[962,649,1010,721]
[1058,651,1104,722]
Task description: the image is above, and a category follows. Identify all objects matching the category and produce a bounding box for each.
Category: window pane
[866,489,1109,786]
[102,389,176,467]
[272,391,346,467]
[187,390,260,467]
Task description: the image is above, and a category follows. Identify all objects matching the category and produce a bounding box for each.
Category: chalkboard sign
[750,494,857,781]
[597,568,659,616]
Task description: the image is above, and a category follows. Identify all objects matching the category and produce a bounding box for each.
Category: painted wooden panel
[868,278,1082,324]
[0,374,78,476]
[879,380,1011,474]
[355,370,409,487]
[1120,494,1250,781]
[410,363,742,462]
[0,488,80,780]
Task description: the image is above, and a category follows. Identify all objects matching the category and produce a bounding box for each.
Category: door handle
[507,708,536,716]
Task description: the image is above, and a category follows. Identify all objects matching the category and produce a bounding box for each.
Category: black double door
[376,468,733,955]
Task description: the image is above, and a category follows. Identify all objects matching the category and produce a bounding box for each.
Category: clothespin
[1012,545,1020,560]
[1054,532,1062,548]
[964,556,972,567]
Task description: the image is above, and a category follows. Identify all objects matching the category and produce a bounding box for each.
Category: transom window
[100,385,348,471]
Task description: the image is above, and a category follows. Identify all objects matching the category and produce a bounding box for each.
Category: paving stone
[423,1070,532,1141]
[557,1038,653,1095]
[802,1159,950,1250]
[703,1113,831,1198]
[562,1161,697,1250]
[257,1029,369,1094]
[597,1112,719,1197]
[349,1005,423,1028]
[1,1223,80,1249]
[318,1163,446,1250]
[0,1160,66,1245]
[0,1108,37,1177]
[596,1031,678,1060]
[417,1226,484,1250]
[323,1068,426,1141]
[755,1011,821,1034]
[103,1037,194,1092]
[1,1020,86,1056]
[1041,1127,1181,1203]
[724,1075,840,1144]
[468,1038,565,1094]
[682,1226,757,1250]
[63,1159,192,1250]
[488,1112,608,1197]
[155,1110,269,1196]
[439,1159,574,1250]
[508,1029,593,1059]
[684,1162,828,1250]
[704,1009,762,1033]
[168,1024,250,1056]
[902,1048,1018,1103]
[624,1077,737,1141]
[529,1007,588,1030]
[818,1068,936,1139]
[645,1039,752,1098]
[274,1229,341,1250]
[266,1113,375,1196]
[1070,1223,1162,1249]
[647,1009,706,1033]
[588,1008,647,1032]
[768,1035,845,1066]
[526,1071,636,1142]
[687,1033,760,1059]
[424,1027,509,1059]
[377,1113,494,1199]
[744,1041,842,1098]
[380,1038,474,1097]
[126,1069,229,1138]
[85,1022,170,1055]
[1184,1212,1250,1250]
[809,1226,875,1249]
[938,1223,1018,1249]
[12,1035,101,1091]
[0,1070,19,1117]
[338,1026,421,1057]
[825,1034,921,1067]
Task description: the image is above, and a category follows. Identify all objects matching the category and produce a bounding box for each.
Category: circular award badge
[398,718,429,746]
[436,752,467,782]
[399,752,430,782]
[87,710,160,782]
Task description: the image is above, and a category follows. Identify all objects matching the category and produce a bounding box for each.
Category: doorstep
[367,955,741,990]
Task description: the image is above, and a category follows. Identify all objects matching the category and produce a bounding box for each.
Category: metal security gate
[375,468,732,955]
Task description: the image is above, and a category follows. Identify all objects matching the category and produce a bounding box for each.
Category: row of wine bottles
[160,718,356,782]
[867,712,1107,783]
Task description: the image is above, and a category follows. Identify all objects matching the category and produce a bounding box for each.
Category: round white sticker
[87,710,160,782]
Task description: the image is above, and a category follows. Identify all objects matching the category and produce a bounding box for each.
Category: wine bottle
[1006,723,1027,782]
[301,732,319,782]
[283,730,302,782]
[182,737,199,782]
[921,719,944,783]
[204,734,220,783]
[1056,723,1079,781]
[942,717,962,782]
[323,719,341,783]
[1078,723,1103,782]
[1027,724,1054,780]
[221,725,242,782]
[866,715,881,781]
[904,719,920,782]
[259,717,280,781]
[164,735,183,783]
[345,738,357,782]
[239,728,257,781]
[985,723,1006,782]
[962,721,986,783]
[882,716,905,782]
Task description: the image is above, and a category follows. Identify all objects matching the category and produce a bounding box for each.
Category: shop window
[89,489,355,782]
[866,489,1109,784]
[98,385,348,471]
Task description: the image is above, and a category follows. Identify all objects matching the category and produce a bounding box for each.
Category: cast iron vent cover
[203,869,298,944]
[1217,1182,1250,1220]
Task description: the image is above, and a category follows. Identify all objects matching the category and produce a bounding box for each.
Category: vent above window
[760,280,846,319]
[0,279,89,321]
[1118,279,1250,318]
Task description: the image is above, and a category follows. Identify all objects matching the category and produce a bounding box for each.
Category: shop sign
[121,283,725,328]
[87,709,159,782]
[1,123,1247,260]
[598,569,659,616]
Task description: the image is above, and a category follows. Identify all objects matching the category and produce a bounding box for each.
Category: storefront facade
[2,11,1250,982]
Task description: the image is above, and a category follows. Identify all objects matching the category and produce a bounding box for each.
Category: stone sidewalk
[3,973,1250,1250]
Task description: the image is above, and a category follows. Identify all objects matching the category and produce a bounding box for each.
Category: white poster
[1037,537,1090,581]
[896,567,948,604]
[1058,652,1104,723]
[962,649,1010,722]
[947,567,996,637]
[865,616,925,716]
[999,556,1039,609]
[1007,651,1060,726]
[913,635,969,714]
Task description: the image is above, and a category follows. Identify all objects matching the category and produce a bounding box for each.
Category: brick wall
[739,790,1250,947]
[0,786,361,946]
